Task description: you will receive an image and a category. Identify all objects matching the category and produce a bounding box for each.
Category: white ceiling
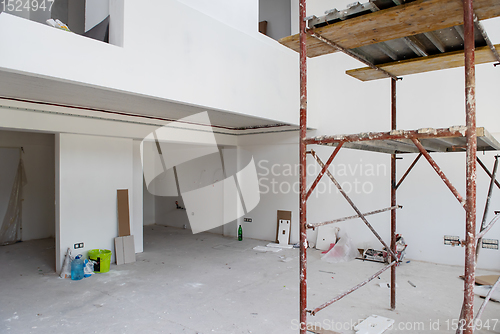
[0,69,290,129]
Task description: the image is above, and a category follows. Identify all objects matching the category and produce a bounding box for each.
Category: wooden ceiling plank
[279,0,500,58]
[346,44,500,81]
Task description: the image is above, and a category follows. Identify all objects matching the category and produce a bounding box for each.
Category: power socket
[482,239,499,250]
[444,235,460,246]
[74,242,84,249]
[243,217,252,223]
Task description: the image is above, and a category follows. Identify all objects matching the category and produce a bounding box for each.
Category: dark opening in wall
[259,0,291,40]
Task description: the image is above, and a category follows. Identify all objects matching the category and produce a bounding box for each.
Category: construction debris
[354,315,394,334]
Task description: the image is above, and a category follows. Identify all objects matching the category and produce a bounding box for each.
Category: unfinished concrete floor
[1,225,499,334]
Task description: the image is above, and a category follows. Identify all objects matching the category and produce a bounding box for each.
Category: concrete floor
[1,225,499,334]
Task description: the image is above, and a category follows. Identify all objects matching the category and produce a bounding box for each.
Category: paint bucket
[88,249,112,273]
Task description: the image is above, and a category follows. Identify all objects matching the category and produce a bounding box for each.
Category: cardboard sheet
[459,274,500,285]
[475,275,500,286]
[117,189,131,237]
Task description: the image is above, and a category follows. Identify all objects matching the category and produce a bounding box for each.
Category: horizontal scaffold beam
[305,126,474,146]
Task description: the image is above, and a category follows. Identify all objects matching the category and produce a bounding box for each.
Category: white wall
[132,139,144,253]
[0,130,55,241]
[143,180,155,226]
[85,0,109,32]
[259,0,291,40]
[177,0,258,35]
[233,20,500,270]
[0,0,302,127]
[56,133,134,271]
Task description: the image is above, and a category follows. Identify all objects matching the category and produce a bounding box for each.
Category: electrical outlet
[482,239,499,250]
[244,217,252,223]
[444,235,460,246]
[74,242,84,249]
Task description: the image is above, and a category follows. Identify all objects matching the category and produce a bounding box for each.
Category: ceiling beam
[346,44,500,81]
[279,0,500,58]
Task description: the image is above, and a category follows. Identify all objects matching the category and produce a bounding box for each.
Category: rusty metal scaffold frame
[296,0,499,333]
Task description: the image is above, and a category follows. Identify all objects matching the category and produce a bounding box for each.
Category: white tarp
[0,158,27,246]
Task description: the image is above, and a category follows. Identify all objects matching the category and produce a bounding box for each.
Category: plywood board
[279,0,500,58]
[346,44,500,81]
[117,189,131,237]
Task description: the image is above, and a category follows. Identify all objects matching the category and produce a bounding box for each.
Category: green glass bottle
[238,225,243,241]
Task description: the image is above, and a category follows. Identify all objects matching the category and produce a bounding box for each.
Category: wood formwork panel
[314,127,500,154]
[279,0,500,58]
[346,44,500,81]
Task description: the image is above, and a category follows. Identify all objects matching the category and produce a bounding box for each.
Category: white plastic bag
[59,248,73,279]
[321,231,358,263]
[84,259,95,278]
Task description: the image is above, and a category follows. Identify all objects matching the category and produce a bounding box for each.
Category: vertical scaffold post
[299,0,308,333]
[390,78,397,310]
[463,0,477,332]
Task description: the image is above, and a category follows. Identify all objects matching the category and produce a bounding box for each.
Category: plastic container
[88,249,112,273]
[71,254,84,280]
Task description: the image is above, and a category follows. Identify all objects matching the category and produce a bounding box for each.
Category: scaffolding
[279,0,500,333]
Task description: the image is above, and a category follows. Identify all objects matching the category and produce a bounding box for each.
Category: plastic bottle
[71,254,85,280]
[238,225,243,241]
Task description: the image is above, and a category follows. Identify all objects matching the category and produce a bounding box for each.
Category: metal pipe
[476,156,499,260]
[473,12,500,65]
[476,213,500,241]
[396,153,422,189]
[474,276,500,326]
[307,31,400,81]
[411,138,465,207]
[463,0,477,331]
[390,78,397,311]
[309,261,397,315]
[477,157,500,190]
[307,206,402,229]
[310,151,398,260]
[298,0,308,332]
[306,143,344,200]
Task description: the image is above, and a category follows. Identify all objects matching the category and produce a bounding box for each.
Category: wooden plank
[346,44,500,81]
[279,0,500,58]
[478,128,500,151]
[319,127,499,154]
[117,189,131,237]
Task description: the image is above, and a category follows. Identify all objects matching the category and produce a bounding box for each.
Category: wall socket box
[243,217,252,223]
[482,239,499,250]
[444,235,460,246]
[74,242,84,249]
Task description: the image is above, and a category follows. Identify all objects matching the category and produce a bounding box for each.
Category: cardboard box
[115,235,136,265]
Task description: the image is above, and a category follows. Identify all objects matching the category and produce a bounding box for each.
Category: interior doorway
[0,130,55,271]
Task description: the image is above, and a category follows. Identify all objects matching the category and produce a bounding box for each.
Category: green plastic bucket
[88,249,112,273]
